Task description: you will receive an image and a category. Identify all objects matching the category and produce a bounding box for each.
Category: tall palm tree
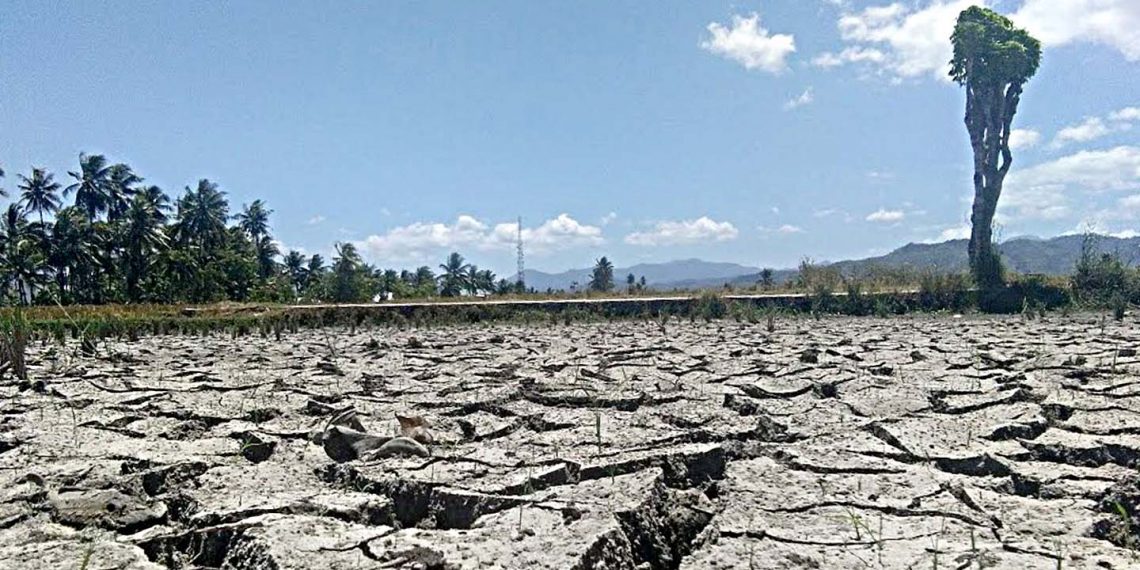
[414,266,436,295]
[105,163,141,222]
[254,234,279,279]
[18,168,62,226]
[0,165,6,198]
[122,193,168,301]
[0,205,44,304]
[284,250,307,292]
[46,207,94,301]
[331,242,364,302]
[464,264,481,295]
[136,185,171,222]
[477,269,496,295]
[237,200,272,240]
[437,252,470,297]
[589,257,615,292]
[65,153,112,220]
[173,179,229,254]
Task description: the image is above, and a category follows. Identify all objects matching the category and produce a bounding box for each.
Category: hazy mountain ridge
[523,235,1140,291]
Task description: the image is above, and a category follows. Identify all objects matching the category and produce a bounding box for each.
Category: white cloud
[625,216,739,246]
[1001,145,1140,221]
[488,214,605,252]
[306,215,326,225]
[600,212,618,225]
[811,46,887,68]
[1051,117,1116,147]
[356,214,602,261]
[1110,107,1140,122]
[820,0,976,81]
[784,87,815,110]
[1009,128,1041,150]
[1011,0,1140,62]
[929,224,971,242]
[818,1,1140,82]
[700,13,796,73]
[759,224,805,235]
[865,208,906,223]
[1108,229,1140,239]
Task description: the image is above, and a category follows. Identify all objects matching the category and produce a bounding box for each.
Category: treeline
[0,154,530,306]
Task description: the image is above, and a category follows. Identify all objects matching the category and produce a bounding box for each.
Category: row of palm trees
[0,155,526,305]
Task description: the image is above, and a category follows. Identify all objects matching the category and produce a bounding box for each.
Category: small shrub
[0,310,29,381]
[1073,234,1137,306]
[695,292,727,321]
[918,272,971,311]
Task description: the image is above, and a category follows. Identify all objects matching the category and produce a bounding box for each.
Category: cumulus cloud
[865,209,906,223]
[815,1,1139,81]
[700,13,796,73]
[306,215,326,225]
[1009,128,1042,150]
[356,214,602,261]
[1011,0,1140,62]
[1000,145,1140,221]
[1051,117,1115,147]
[1111,107,1140,122]
[784,87,814,110]
[1050,107,1139,147]
[921,224,971,243]
[759,224,805,235]
[625,217,739,246]
[487,214,605,252]
[815,0,975,81]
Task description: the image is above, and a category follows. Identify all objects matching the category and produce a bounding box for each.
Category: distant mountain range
[523,234,1140,291]
[522,259,760,292]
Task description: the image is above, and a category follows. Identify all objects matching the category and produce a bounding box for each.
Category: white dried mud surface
[2,315,1140,569]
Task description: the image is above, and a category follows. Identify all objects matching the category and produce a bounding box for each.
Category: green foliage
[796,258,841,293]
[695,291,727,321]
[971,248,1006,289]
[950,7,1041,88]
[918,272,972,312]
[0,308,28,380]
[1072,234,1136,306]
[589,257,615,293]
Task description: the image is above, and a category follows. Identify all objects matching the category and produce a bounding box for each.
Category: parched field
[2,314,1140,569]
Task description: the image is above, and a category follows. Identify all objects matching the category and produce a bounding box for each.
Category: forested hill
[671,235,1140,290]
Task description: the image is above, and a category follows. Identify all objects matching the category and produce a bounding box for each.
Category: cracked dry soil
[2,314,1140,569]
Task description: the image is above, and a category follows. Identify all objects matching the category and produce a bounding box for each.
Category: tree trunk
[965,81,1021,287]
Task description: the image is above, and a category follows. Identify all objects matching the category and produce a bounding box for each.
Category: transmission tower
[515,216,525,291]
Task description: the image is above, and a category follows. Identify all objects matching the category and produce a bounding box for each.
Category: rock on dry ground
[2,313,1140,569]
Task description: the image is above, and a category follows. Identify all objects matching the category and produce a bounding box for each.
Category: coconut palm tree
[464,264,482,295]
[105,163,141,222]
[122,193,169,301]
[136,185,171,222]
[331,242,366,302]
[284,250,307,291]
[437,252,470,297]
[237,199,272,240]
[254,234,280,279]
[173,179,229,254]
[46,207,93,301]
[0,205,45,303]
[589,257,615,292]
[65,153,112,220]
[18,168,62,226]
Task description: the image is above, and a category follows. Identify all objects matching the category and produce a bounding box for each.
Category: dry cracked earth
[3,314,1140,569]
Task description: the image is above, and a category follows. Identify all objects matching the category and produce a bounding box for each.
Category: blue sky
[2,1,1138,275]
